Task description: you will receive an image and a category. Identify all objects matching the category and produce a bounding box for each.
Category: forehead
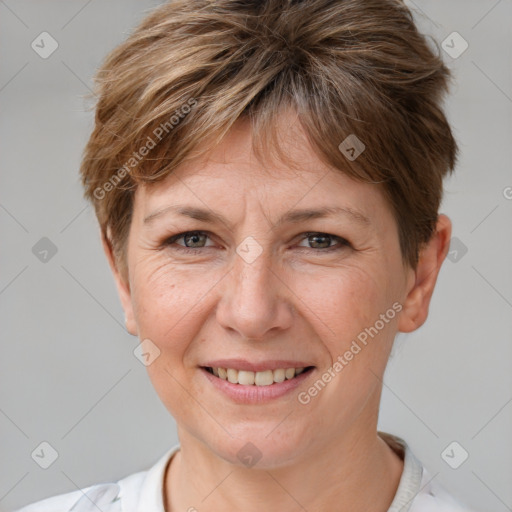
[134,113,392,230]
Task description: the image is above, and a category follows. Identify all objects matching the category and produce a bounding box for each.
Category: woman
[15,0,477,510]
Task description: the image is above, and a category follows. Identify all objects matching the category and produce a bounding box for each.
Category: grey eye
[165,231,214,250]
[182,232,208,248]
[306,233,333,249]
[297,232,349,250]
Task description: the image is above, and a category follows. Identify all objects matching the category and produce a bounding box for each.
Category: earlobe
[398,214,452,333]
[101,228,138,336]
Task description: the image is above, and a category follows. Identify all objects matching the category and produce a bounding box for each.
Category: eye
[163,231,214,252]
[296,232,351,252]
[162,230,351,254]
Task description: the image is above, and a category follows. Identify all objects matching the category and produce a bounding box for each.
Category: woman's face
[116,114,417,467]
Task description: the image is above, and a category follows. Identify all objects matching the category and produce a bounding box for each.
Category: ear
[398,214,452,333]
[101,228,138,336]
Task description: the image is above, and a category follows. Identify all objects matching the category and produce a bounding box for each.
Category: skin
[103,111,452,512]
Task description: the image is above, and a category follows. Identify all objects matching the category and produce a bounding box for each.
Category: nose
[215,248,294,341]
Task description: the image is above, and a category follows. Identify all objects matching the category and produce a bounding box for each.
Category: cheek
[130,259,214,356]
[129,260,216,420]
[303,266,389,338]
[302,262,401,389]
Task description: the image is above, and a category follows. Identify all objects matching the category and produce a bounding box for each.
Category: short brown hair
[80,0,458,279]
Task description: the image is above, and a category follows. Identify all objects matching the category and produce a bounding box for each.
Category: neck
[164,420,404,512]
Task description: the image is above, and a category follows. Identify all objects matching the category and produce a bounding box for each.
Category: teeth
[209,366,309,386]
[273,368,285,383]
[238,370,255,385]
[254,370,273,386]
[227,368,238,384]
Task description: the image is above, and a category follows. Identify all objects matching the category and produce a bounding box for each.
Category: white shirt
[13,432,476,512]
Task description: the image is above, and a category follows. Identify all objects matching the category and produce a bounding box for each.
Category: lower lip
[200,367,315,404]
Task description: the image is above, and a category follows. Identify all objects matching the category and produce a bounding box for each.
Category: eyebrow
[143,204,371,228]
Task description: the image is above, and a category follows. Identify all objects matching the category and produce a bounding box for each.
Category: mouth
[201,365,316,386]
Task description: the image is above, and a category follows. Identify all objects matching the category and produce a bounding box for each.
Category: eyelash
[162,231,351,254]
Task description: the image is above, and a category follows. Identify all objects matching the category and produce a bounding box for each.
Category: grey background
[1,1,511,510]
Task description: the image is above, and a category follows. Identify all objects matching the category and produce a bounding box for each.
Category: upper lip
[201,359,314,372]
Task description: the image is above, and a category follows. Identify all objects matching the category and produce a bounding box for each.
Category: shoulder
[378,432,478,512]
[12,483,124,512]
[11,445,178,512]
[409,467,479,512]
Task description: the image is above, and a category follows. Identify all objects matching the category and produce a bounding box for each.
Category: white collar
[379,432,424,511]
[118,432,424,512]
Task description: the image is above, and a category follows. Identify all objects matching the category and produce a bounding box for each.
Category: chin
[203,421,311,470]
